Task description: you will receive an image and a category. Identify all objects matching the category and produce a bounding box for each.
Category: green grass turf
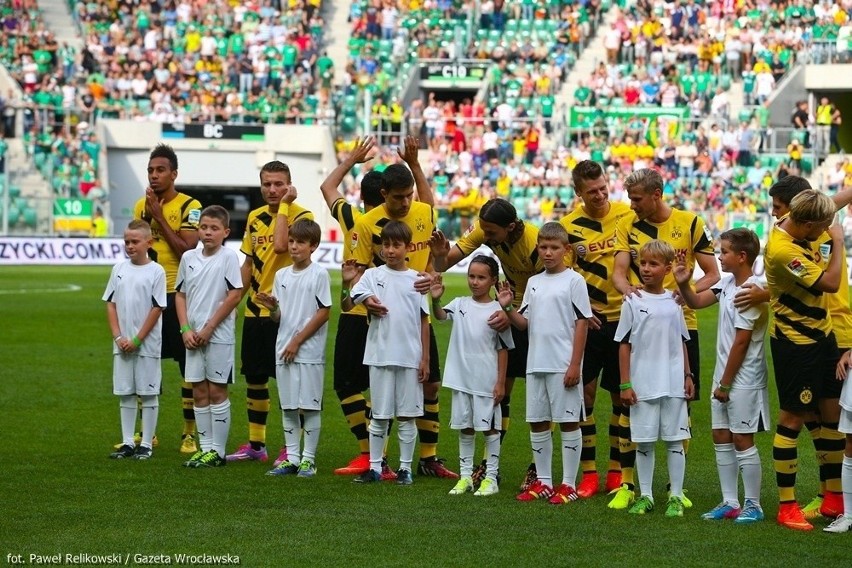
[0,266,848,565]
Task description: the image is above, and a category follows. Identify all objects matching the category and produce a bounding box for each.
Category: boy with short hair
[615,240,694,517]
[258,219,331,478]
[105,220,167,460]
[675,228,769,524]
[498,222,592,504]
[342,220,431,485]
[176,205,243,468]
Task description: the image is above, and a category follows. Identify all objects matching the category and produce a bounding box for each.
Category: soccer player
[316,136,434,477]
[763,190,844,530]
[257,220,331,478]
[674,228,769,524]
[343,221,431,485]
[176,206,243,468]
[560,160,632,498]
[611,167,719,510]
[431,255,514,497]
[498,222,592,504]
[350,162,457,478]
[132,143,202,454]
[105,220,166,460]
[615,240,694,518]
[734,175,852,521]
[227,161,314,465]
[830,350,852,533]
[429,198,543,488]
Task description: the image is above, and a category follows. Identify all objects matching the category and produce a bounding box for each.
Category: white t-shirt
[614,291,690,400]
[710,275,768,389]
[176,246,242,345]
[273,262,332,365]
[442,297,514,396]
[103,260,167,358]
[520,269,592,373]
[352,265,430,368]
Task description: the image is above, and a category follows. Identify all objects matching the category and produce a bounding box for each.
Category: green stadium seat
[22,207,37,228]
[9,185,21,199]
[7,205,20,226]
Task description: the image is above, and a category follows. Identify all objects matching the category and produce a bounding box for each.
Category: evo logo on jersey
[252,235,274,246]
[575,237,616,257]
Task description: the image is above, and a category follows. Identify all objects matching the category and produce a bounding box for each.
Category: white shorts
[840,407,852,435]
[710,386,770,434]
[631,397,690,442]
[525,372,584,424]
[369,365,424,419]
[113,354,162,396]
[450,390,502,431]
[276,362,324,411]
[185,343,234,384]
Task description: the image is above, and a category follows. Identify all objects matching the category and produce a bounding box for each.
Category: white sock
[458,432,475,478]
[368,418,387,473]
[194,405,212,452]
[485,433,501,482]
[210,399,231,459]
[139,395,158,449]
[530,430,553,488]
[397,419,417,472]
[842,455,852,519]
[119,395,137,447]
[301,410,321,463]
[282,409,301,465]
[736,445,762,504]
[560,429,582,488]
[667,441,687,498]
[636,442,656,499]
[714,443,739,507]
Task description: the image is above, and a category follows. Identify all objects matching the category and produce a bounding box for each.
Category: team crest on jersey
[800,387,813,405]
[416,218,425,232]
[188,209,201,224]
[575,244,587,257]
[671,227,683,239]
[786,258,806,276]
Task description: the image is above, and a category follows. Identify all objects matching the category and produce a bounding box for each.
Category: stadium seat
[7,205,20,226]
[22,207,37,228]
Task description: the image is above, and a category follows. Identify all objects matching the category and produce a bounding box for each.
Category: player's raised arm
[692,251,721,293]
[272,184,298,254]
[673,252,718,309]
[320,137,375,211]
[429,230,466,272]
[144,187,199,256]
[397,135,434,207]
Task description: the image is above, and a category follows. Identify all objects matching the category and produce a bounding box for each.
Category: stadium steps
[1,139,53,233]
[39,0,83,49]
[324,1,354,89]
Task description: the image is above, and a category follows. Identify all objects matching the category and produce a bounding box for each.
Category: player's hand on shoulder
[623,284,643,299]
[414,271,434,294]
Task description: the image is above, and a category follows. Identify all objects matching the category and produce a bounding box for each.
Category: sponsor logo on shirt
[786,258,806,276]
[188,209,201,224]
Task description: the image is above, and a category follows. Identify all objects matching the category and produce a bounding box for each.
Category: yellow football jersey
[240,202,313,317]
[562,201,632,321]
[331,198,367,317]
[456,221,543,308]
[815,231,851,348]
[765,221,833,345]
[614,208,714,330]
[351,201,435,272]
[133,192,202,292]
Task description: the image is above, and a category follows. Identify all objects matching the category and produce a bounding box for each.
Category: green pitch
[0,267,847,565]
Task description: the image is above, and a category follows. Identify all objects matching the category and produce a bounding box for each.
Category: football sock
[194,405,212,452]
[398,419,417,472]
[821,422,845,493]
[736,445,762,503]
[301,410,321,463]
[210,399,231,459]
[608,406,622,474]
[619,410,637,489]
[636,442,655,498]
[282,409,301,465]
[246,374,270,450]
[119,395,137,447]
[181,381,196,436]
[530,430,553,488]
[579,411,596,476]
[499,394,510,444]
[667,441,686,498]
[774,424,800,504]
[139,395,158,449]
[485,432,500,482]
[339,392,370,454]
[682,410,691,454]
[417,397,439,459]
[561,429,582,487]
[805,420,824,496]
[459,432,475,478]
[368,418,388,473]
[842,455,852,515]
[714,443,739,506]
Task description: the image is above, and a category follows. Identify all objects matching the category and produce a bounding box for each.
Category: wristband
[502,304,514,313]
[719,384,732,392]
[619,382,633,391]
[685,372,695,380]
[113,335,122,343]
[278,203,290,217]
[180,324,192,333]
[269,303,279,313]
[341,288,349,297]
[132,336,142,347]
